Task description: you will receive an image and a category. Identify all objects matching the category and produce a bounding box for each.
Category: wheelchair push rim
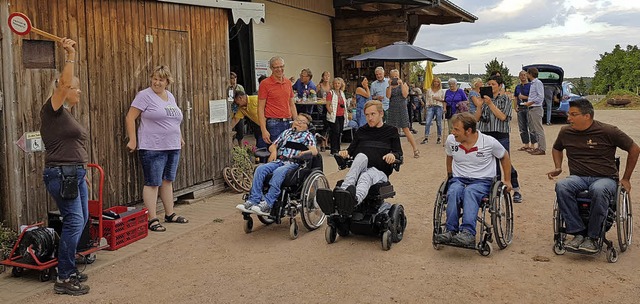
[491,182,514,249]
[432,180,447,249]
[300,170,329,231]
[616,186,633,252]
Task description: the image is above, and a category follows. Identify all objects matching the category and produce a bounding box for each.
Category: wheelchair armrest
[334,154,353,170]
[291,153,313,165]
[255,148,271,159]
[393,156,403,172]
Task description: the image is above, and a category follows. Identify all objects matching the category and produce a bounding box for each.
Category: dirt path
[23,110,640,303]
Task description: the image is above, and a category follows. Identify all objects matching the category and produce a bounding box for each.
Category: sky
[414,0,640,78]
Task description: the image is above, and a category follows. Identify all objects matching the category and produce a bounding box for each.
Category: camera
[391,78,399,86]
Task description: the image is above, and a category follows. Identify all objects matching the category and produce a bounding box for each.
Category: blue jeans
[266,119,291,143]
[248,161,299,207]
[555,176,617,238]
[545,99,552,124]
[424,106,443,138]
[43,167,89,280]
[446,177,493,236]
[139,149,181,186]
[491,135,519,190]
[517,108,537,145]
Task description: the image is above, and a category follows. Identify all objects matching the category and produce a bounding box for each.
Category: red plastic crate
[102,206,148,251]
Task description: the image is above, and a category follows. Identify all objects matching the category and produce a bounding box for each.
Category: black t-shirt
[347,123,403,176]
[40,99,88,165]
[553,120,634,178]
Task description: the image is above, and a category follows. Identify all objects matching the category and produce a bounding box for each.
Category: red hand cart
[0,163,110,281]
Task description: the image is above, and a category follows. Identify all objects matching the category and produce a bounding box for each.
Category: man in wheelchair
[332,100,402,210]
[435,112,512,247]
[547,98,639,253]
[235,113,318,216]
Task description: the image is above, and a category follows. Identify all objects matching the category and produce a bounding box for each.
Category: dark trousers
[328,116,344,154]
[484,132,520,190]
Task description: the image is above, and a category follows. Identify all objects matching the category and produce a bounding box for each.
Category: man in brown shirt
[547,98,639,253]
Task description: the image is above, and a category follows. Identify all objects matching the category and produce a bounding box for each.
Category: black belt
[267,118,291,122]
[45,164,86,169]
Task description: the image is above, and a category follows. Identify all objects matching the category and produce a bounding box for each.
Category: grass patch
[594,90,640,110]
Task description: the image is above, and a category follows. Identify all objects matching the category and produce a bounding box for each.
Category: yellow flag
[423,61,433,90]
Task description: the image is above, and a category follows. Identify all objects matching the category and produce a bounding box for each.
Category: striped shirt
[477,94,512,134]
[272,128,317,159]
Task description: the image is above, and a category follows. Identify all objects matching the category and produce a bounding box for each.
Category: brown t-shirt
[40,99,88,165]
[553,120,634,178]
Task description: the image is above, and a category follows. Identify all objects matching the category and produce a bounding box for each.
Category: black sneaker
[436,138,441,144]
[54,278,90,296]
[565,234,585,250]
[579,237,600,253]
[70,270,88,283]
[435,231,455,243]
[452,230,475,247]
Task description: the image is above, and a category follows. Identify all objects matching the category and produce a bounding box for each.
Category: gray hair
[448,78,457,84]
[374,66,385,74]
[269,56,284,68]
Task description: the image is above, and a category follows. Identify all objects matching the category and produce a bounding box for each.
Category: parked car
[523,64,577,122]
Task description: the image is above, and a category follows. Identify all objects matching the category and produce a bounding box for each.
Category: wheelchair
[241,146,329,239]
[432,177,514,256]
[552,183,633,263]
[316,155,407,251]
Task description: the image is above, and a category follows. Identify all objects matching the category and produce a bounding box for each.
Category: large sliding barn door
[148,28,195,189]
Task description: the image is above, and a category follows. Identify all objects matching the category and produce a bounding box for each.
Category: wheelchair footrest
[316,188,335,215]
[334,189,356,216]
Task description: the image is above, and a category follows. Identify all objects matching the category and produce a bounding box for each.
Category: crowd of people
[39,45,638,297]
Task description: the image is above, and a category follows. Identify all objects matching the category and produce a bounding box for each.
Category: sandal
[414,149,420,158]
[165,213,189,223]
[517,146,530,151]
[148,218,166,232]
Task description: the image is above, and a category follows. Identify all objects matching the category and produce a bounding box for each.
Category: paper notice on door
[209,99,228,124]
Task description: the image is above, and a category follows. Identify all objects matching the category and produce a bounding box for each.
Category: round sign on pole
[8,12,32,36]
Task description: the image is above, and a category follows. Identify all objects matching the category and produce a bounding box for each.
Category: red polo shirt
[258,75,294,119]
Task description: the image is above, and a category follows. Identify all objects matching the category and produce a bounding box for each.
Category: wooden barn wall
[266,0,334,17]
[1,0,230,228]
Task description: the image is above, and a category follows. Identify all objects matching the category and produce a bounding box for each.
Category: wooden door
[148,28,194,189]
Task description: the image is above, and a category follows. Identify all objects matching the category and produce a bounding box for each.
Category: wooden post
[0,3,25,229]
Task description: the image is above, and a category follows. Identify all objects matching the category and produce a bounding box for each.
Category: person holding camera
[474,75,523,203]
[386,69,419,158]
[325,77,347,155]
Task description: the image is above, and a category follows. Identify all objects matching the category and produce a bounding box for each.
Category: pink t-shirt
[131,87,183,150]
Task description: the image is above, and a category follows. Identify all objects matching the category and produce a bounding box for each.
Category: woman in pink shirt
[125,65,188,232]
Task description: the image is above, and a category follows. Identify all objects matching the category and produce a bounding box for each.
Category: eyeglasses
[295,119,309,124]
[568,112,584,117]
[272,65,285,70]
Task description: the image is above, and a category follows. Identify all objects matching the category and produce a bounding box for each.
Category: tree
[575,77,588,96]
[592,44,640,94]
[408,62,426,86]
[484,58,513,90]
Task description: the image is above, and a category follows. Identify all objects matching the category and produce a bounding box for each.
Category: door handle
[186,100,192,120]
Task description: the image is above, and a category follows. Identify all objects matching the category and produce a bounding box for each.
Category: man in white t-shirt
[436,112,513,246]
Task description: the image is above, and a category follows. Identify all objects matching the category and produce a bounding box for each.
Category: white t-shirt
[425,88,445,107]
[445,132,506,179]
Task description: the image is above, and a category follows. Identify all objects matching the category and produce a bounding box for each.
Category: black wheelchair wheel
[257,215,275,225]
[432,180,447,249]
[616,186,633,253]
[243,217,253,234]
[300,171,329,231]
[325,225,337,244]
[491,181,513,249]
[381,230,392,251]
[389,204,407,243]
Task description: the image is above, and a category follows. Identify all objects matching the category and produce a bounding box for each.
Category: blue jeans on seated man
[446,177,493,236]
[247,160,299,208]
[266,119,292,143]
[43,167,89,280]
[555,175,617,239]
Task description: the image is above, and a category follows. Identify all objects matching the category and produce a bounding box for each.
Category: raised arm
[51,38,77,111]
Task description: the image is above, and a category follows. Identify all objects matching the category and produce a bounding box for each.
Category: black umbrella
[347,41,456,63]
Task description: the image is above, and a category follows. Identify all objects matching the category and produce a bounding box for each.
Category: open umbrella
[347,41,456,63]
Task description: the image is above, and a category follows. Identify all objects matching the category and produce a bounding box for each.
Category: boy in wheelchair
[235,113,318,216]
[435,113,512,247]
[547,98,639,253]
[323,100,402,211]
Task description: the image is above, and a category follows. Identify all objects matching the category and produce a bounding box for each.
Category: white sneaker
[236,201,255,213]
[250,201,271,216]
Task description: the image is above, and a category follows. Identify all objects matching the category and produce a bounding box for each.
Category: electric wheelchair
[552,163,633,262]
[241,143,329,239]
[316,155,407,251]
[432,177,514,256]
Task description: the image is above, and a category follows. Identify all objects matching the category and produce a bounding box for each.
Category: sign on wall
[16,131,44,153]
[209,99,228,124]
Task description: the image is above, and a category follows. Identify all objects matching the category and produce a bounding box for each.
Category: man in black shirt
[334,100,403,206]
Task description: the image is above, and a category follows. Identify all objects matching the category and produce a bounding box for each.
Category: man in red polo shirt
[258,56,298,144]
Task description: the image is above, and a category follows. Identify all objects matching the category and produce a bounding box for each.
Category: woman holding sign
[40,38,91,296]
[125,65,188,233]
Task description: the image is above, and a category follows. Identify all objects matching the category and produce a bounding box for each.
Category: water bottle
[303,91,308,102]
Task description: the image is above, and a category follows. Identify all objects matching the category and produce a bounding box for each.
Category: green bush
[0,222,18,272]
